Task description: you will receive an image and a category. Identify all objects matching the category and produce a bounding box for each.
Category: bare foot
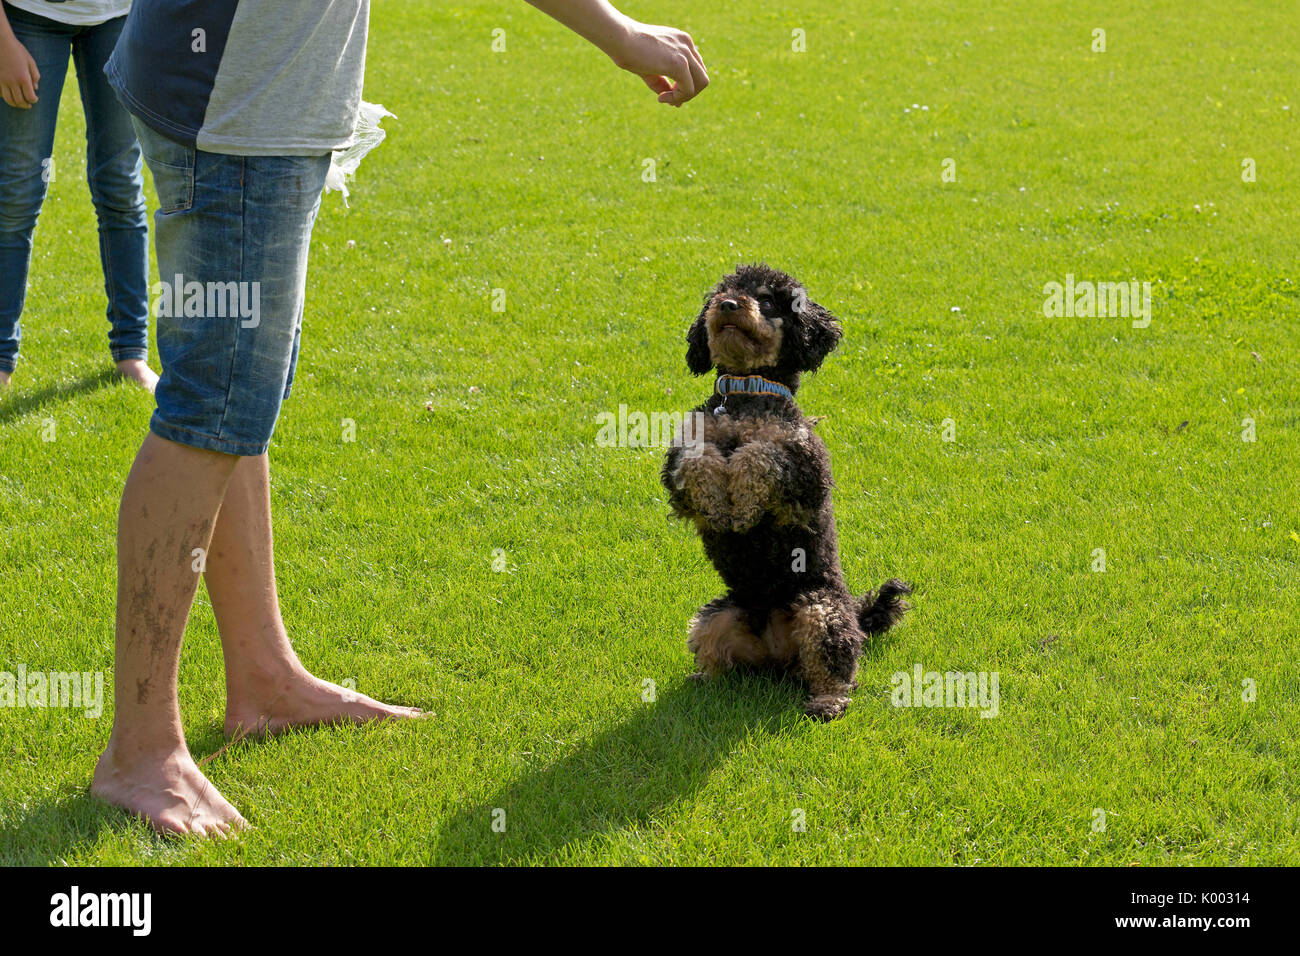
[225,667,424,738]
[91,741,249,837]
[0,370,10,388]
[115,358,159,393]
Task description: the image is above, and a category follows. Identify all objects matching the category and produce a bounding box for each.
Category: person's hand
[609,19,708,106]
[0,32,39,109]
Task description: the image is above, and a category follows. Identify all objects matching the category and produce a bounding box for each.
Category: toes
[188,813,248,839]
[213,819,248,839]
[152,813,192,837]
[190,820,216,839]
[370,703,419,722]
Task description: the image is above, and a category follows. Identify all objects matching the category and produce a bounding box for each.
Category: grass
[0,0,1296,865]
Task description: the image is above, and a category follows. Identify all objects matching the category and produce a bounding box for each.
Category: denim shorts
[131,116,330,457]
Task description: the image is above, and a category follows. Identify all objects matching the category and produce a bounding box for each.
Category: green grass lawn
[1,0,1296,865]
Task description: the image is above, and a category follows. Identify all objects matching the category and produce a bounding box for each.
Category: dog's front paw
[675,452,732,527]
[726,443,780,532]
[802,694,851,721]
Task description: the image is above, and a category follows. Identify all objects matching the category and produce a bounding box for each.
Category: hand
[609,19,708,106]
[0,33,39,109]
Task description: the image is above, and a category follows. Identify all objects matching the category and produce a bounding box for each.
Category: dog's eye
[758,296,774,312]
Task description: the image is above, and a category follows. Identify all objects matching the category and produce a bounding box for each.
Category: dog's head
[685,264,842,380]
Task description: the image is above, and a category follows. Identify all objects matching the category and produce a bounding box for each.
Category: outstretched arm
[524,0,708,105]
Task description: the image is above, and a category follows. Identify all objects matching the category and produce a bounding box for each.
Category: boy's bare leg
[208,453,422,737]
[91,432,246,837]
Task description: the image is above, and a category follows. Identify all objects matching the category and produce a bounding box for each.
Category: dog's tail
[857,578,913,635]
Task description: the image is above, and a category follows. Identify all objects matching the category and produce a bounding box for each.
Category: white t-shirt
[108,0,368,156]
[5,1,132,27]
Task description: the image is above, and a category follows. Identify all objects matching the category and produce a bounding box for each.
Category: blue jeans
[0,3,149,374]
[131,117,330,456]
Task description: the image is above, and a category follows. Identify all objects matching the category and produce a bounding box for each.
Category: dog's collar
[714,374,794,403]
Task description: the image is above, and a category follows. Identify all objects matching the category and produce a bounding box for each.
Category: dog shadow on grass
[431,672,812,865]
[0,367,118,427]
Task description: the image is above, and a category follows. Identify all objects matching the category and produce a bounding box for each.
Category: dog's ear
[787,292,842,373]
[685,299,713,375]
[785,294,842,373]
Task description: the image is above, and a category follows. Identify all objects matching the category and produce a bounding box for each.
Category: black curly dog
[662,264,911,720]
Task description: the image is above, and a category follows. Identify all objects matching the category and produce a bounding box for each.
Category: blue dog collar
[715,374,794,403]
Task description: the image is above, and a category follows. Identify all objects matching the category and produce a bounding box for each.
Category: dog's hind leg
[788,590,865,721]
[687,598,768,678]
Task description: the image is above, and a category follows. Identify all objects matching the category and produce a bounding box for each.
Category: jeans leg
[282,193,323,399]
[0,9,72,373]
[74,14,149,365]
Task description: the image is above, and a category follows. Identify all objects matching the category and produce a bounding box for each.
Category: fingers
[641,74,674,96]
[2,60,39,109]
[666,53,696,105]
[1,84,30,109]
[659,34,708,106]
[624,25,709,107]
[682,34,709,98]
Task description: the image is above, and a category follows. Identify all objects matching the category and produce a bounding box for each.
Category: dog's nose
[719,298,740,313]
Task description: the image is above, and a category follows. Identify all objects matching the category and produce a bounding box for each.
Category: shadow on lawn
[0,367,118,427]
[432,674,806,864]
[0,791,133,865]
[0,730,232,864]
